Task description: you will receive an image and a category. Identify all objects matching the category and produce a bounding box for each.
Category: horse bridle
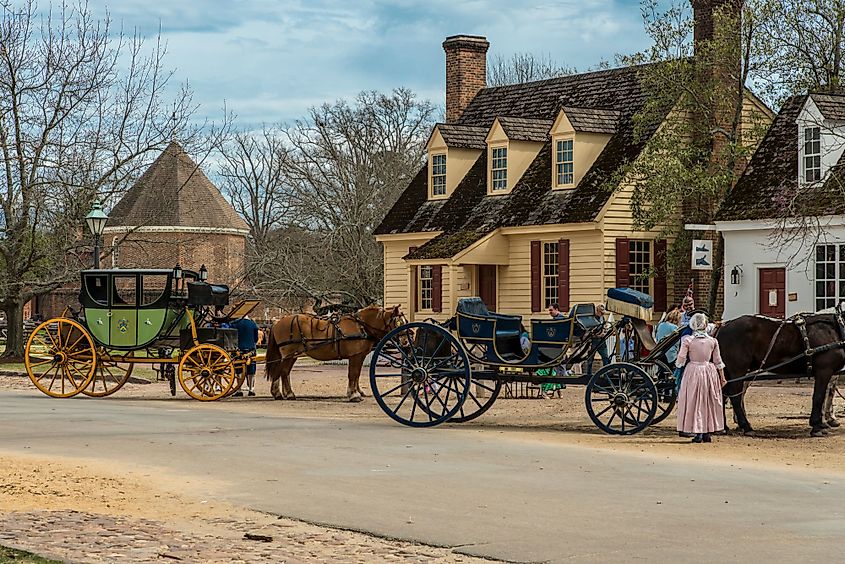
[353,307,406,341]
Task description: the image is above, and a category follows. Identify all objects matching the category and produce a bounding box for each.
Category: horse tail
[265,325,280,381]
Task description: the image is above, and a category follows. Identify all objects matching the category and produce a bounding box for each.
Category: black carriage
[369,288,683,434]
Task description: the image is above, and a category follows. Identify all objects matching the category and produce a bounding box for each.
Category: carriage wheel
[450,377,501,423]
[178,344,236,401]
[369,322,471,427]
[585,362,657,435]
[81,351,135,397]
[640,359,676,425]
[25,318,96,398]
[224,360,248,398]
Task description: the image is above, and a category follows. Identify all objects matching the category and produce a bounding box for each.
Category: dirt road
[1,366,844,563]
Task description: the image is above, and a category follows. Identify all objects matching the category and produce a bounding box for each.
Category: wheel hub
[53,351,67,365]
[409,367,428,383]
[200,368,212,378]
[613,393,629,407]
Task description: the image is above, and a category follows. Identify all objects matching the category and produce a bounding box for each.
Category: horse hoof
[348,395,363,403]
[827,419,841,428]
[811,428,828,437]
[741,428,755,437]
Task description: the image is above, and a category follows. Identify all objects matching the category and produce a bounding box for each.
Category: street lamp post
[85,202,109,269]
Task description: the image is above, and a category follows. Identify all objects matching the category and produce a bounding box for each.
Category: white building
[716,92,845,319]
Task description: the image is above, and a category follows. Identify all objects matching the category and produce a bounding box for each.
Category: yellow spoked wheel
[178,344,235,401]
[82,351,135,397]
[25,318,96,398]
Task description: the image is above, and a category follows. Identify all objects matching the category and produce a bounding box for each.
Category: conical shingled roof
[108,141,249,231]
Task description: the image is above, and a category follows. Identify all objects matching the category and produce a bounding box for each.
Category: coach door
[759,268,785,318]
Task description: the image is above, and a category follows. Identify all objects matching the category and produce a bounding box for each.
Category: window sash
[814,243,845,311]
[431,154,447,196]
[628,240,652,295]
[543,242,559,308]
[491,147,508,190]
[803,127,821,183]
[419,265,433,311]
[555,139,574,185]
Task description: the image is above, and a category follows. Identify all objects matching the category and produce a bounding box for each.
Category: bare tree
[487,52,575,87]
[278,88,436,305]
[216,127,294,251]
[0,0,201,356]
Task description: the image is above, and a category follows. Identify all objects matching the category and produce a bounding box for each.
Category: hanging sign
[691,239,713,270]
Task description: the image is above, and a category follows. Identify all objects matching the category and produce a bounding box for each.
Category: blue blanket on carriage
[606,287,654,309]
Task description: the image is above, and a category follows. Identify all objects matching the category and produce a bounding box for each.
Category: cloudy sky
[83,0,662,127]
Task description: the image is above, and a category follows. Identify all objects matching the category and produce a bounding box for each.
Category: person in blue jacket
[229,315,260,396]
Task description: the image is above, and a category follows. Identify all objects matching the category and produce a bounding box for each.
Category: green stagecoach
[24,266,259,401]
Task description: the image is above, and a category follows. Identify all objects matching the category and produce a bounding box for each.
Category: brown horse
[265,305,403,402]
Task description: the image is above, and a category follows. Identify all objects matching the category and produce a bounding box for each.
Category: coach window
[85,274,109,307]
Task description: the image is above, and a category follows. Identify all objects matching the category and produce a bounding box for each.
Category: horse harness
[277,309,397,358]
[748,311,845,381]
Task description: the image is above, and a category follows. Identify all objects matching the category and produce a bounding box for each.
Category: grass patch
[0,546,61,564]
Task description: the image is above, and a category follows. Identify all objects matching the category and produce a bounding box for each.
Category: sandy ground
[1,363,844,562]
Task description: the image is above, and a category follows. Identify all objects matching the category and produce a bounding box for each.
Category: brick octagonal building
[104,141,249,287]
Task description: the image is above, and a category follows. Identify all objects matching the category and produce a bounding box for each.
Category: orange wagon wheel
[25,318,96,398]
[82,351,135,397]
[178,344,235,401]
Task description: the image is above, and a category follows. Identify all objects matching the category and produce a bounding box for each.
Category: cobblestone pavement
[0,510,490,563]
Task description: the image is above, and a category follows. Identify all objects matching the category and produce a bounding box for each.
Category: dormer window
[491,146,508,191]
[803,126,821,183]
[431,154,447,196]
[555,139,574,186]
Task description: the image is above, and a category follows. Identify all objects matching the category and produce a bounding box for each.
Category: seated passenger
[656,309,682,366]
[548,302,565,320]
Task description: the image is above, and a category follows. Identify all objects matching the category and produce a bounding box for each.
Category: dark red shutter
[653,239,667,311]
[409,246,418,312]
[615,238,630,288]
[558,239,570,311]
[432,265,443,313]
[530,240,541,312]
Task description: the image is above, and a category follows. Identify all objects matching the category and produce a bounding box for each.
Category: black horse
[717,311,845,437]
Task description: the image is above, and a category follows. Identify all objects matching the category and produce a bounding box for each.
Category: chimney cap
[443,35,490,51]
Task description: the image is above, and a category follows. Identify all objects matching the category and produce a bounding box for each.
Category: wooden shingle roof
[810,92,845,121]
[717,94,845,222]
[109,141,249,231]
[434,124,488,149]
[497,117,553,142]
[562,106,621,133]
[376,61,672,258]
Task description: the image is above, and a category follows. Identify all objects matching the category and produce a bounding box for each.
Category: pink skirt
[677,361,724,434]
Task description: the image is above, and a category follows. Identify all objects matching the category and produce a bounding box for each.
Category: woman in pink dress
[675,313,727,443]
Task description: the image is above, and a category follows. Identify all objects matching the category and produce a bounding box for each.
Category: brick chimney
[443,35,489,123]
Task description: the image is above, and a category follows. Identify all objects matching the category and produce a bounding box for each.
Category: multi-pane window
[419,265,433,310]
[491,146,508,191]
[628,240,652,295]
[815,244,845,311]
[555,139,574,186]
[804,127,821,183]
[543,242,559,308]
[431,154,447,196]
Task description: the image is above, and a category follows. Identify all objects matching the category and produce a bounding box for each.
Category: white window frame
[628,240,652,295]
[490,145,508,191]
[815,243,844,311]
[555,138,574,187]
[802,126,822,184]
[543,242,559,308]
[430,153,447,197]
[419,265,434,311]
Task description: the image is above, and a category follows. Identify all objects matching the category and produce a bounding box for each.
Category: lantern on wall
[730,265,743,285]
[199,264,208,282]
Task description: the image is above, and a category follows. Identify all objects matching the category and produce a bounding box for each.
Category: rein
[275,308,401,357]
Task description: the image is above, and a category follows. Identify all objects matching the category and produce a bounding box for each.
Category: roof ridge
[478,59,666,94]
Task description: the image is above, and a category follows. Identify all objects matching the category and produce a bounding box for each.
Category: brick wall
[443,35,489,123]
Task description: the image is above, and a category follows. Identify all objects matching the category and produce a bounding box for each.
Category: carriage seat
[570,303,602,335]
[456,297,522,340]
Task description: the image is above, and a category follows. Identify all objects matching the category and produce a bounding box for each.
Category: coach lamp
[199,264,208,282]
[85,201,109,269]
[730,265,743,285]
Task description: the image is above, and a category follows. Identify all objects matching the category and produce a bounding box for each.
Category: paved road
[1,392,842,563]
